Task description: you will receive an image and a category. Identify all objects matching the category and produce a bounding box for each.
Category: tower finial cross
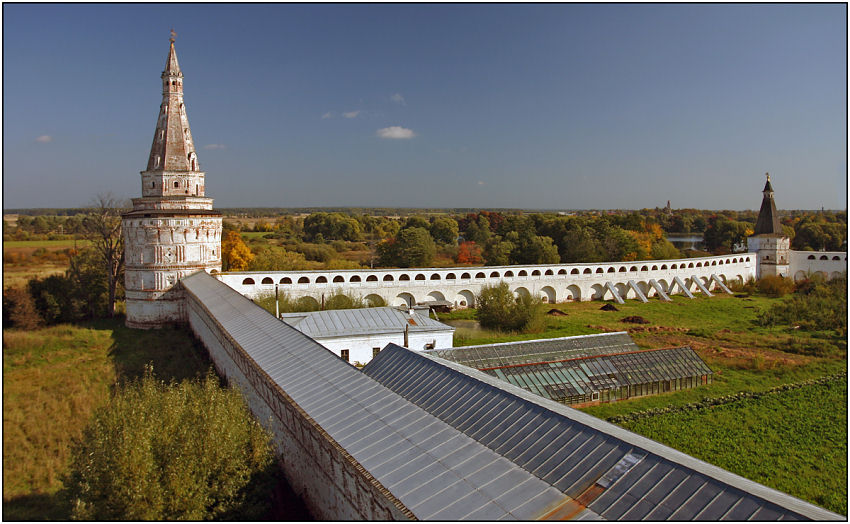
[170,28,177,43]
[765,172,770,182]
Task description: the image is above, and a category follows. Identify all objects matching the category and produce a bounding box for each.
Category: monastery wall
[217,254,756,307]
[789,251,847,281]
[182,287,412,521]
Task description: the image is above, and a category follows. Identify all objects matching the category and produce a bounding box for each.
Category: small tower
[748,173,790,278]
[122,34,223,328]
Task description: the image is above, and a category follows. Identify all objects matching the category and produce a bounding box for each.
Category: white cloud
[35,135,52,143]
[390,93,406,105]
[204,144,226,150]
[376,126,416,139]
[321,111,334,119]
[342,110,361,119]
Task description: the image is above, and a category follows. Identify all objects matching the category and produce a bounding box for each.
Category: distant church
[122,36,222,328]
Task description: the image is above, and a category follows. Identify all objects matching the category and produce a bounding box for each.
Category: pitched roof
[753,178,783,235]
[180,272,568,520]
[280,306,453,338]
[362,344,841,520]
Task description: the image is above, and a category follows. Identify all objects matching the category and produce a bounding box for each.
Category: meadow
[443,292,847,514]
[2,320,212,520]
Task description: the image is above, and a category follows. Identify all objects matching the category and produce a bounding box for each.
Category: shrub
[63,367,276,520]
[475,282,546,333]
[2,286,43,329]
[755,275,795,297]
[757,276,847,336]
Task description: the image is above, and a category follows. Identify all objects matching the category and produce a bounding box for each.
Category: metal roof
[426,335,713,403]
[280,306,453,338]
[180,271,581,520]
[362,343,842,520]
[425,332,640,369]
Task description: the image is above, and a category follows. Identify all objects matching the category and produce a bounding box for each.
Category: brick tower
[122,35,222,328]
[748,173,790,278]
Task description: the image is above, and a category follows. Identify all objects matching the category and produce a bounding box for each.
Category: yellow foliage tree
[222,231,254,271]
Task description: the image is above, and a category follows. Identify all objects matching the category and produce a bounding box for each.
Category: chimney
[403,323,409,348]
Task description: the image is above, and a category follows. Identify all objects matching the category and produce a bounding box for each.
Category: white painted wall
[215,254,756,306]
[789,251,847,281]
[311,331,454,366]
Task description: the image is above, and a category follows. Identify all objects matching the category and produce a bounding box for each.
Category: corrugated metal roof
[280,306,453,338]
[425,332,640,369]
[362,343,842,521]
[179,272,576,520]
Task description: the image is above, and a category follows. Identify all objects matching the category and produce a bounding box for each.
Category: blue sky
[3,4,846,210]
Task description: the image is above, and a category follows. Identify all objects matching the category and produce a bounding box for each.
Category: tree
[82,194,127,318]
[222,231,255,271]
[2,287,42,330]
[475,282,545,333]
[429,217,459,245]
[377,227,436,267]
[456,241,483,264]
[63,368,276,520]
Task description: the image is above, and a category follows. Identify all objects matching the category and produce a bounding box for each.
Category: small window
[152,181,155,188]
[174,181,179,188]
[340,349,349,363]
[372,347,381,358]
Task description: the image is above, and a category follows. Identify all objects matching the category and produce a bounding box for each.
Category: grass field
[3,239,91,289]
[621,377,847,515]
[2,319,212,520]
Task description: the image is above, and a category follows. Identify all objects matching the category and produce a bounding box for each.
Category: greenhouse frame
[425,332,713,405]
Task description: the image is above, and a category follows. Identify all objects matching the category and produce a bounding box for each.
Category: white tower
[122,35,222,328]
[748,173,790,278]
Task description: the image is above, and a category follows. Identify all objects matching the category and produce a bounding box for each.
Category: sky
[3,3,847,210]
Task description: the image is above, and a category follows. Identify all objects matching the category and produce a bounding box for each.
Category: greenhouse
[425,332,712,405]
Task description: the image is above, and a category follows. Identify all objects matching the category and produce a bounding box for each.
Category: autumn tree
[222,230,255,271]
[456,241,483,264]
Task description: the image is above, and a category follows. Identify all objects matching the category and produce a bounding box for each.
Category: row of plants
[607,372,846,424]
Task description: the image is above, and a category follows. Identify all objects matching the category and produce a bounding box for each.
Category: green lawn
[621,377,847,516]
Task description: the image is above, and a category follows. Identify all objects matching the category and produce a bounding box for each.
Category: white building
[279,307,455,365]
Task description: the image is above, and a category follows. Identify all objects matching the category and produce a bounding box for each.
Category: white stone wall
[123,214,222,328]
[217,254,756,307]
[789,251,847,281]
[311,331,455,366]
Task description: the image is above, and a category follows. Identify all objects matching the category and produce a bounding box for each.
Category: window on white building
[340,349,349,362]
[372,347,381,358]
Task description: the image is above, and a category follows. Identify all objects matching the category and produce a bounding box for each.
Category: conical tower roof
[753,173,783,235]
[145,38,198,173]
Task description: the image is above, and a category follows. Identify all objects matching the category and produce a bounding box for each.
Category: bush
[2,287,43,329]
[63,367,276,520]
[755,275,795,297]
[475,282,546,333]
[757,276,847,336]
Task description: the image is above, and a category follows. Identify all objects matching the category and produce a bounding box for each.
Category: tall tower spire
[122,35,223,329]
[753,172,782,235]
[143,36,202,195]
[748,173,790,278]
